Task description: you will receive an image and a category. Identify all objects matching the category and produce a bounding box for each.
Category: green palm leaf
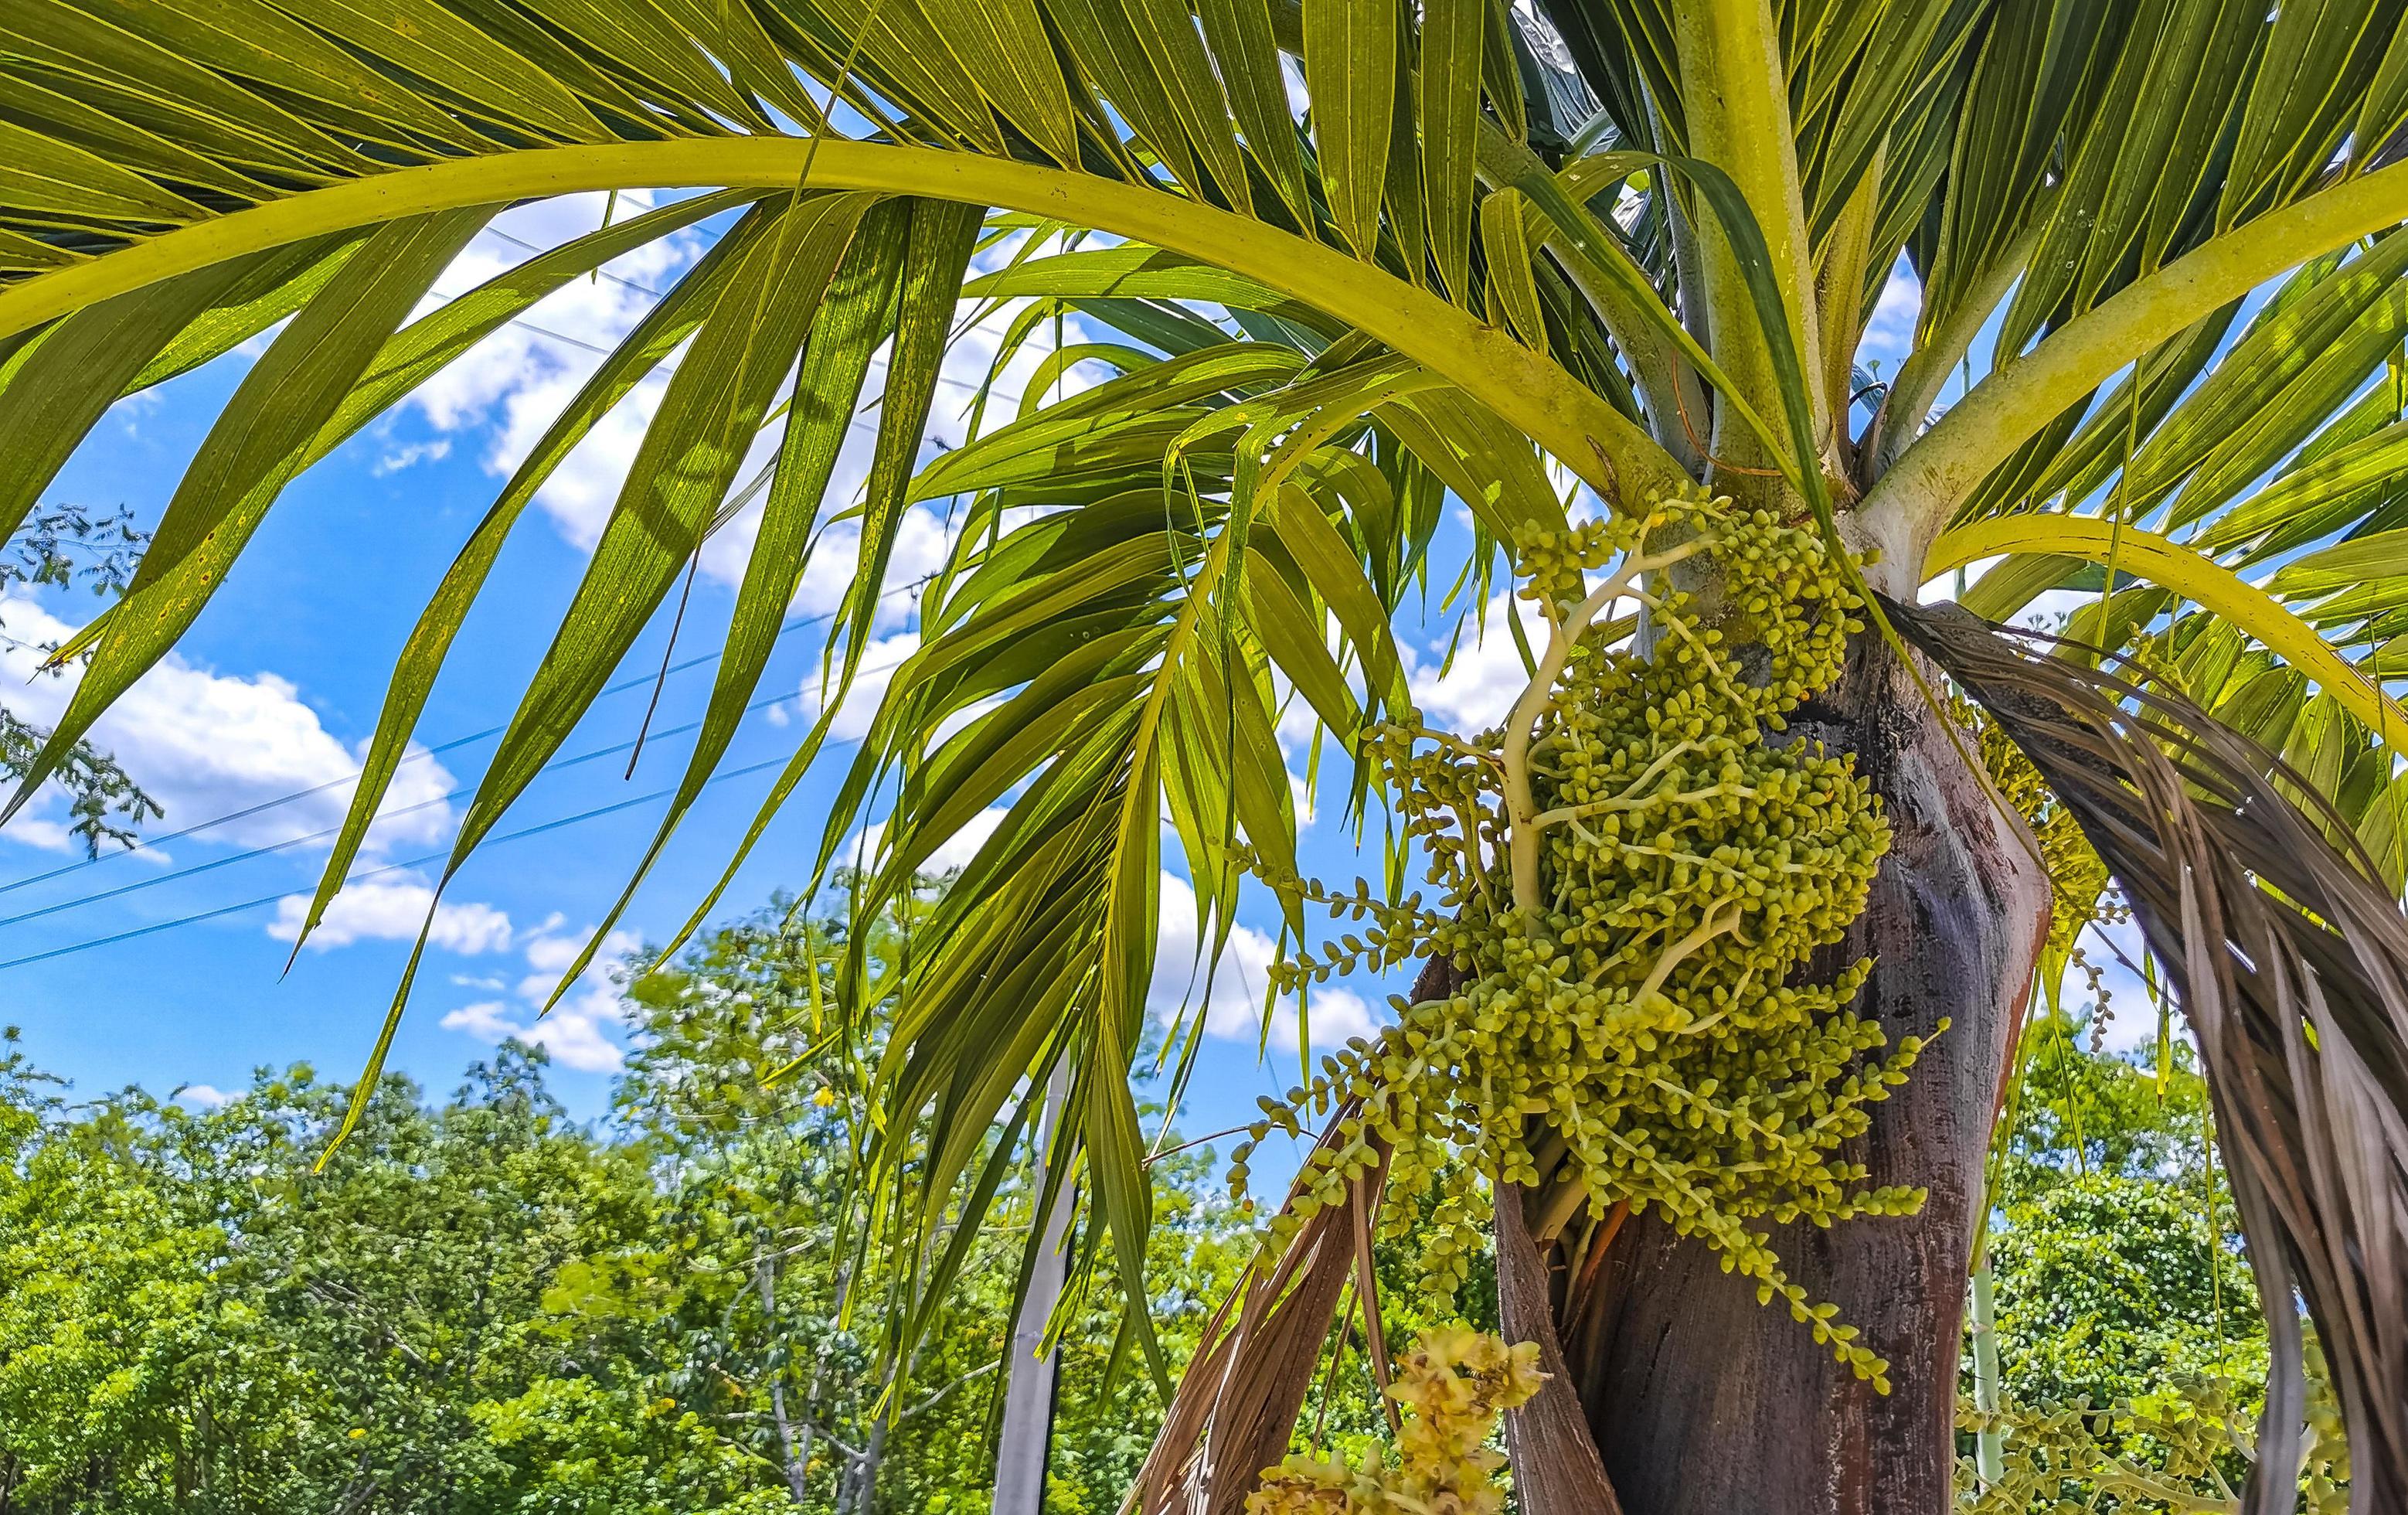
[5,0,2408,1502]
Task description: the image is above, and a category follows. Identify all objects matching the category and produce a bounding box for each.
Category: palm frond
[789,326,1574,1381]
[1130,957,1459,1515]
[1889,594,2408,1515]
[1494,1183,1629,1515]
[6,0,2408,1467]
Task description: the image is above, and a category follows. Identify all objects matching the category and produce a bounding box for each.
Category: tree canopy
[0,905,1247,1514]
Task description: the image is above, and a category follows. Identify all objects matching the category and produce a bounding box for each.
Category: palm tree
[3,1,2406,1510]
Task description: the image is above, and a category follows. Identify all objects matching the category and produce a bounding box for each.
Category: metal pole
[994,1058,1075,1515]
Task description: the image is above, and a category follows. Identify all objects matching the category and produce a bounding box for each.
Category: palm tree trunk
[1504,637,2050,1515]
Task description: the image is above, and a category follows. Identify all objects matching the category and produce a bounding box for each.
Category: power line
[5,233,1065,901]
[460,220,1035,406]
[478,223,674,301]
[2,577,931,897]
[0,751,801,973]
[0,630,928,969]
[2,720,503,900]
[6,287,1068,890]
[478,310,617,357]
[0,648,887,931]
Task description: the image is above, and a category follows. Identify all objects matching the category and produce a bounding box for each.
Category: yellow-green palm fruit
[1245,1328,1545,1515]
[1237,500,1917,1385]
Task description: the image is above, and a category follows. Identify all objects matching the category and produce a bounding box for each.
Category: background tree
[0,896,1244,1514]
[1953,1008,2363,1513]
[1,1043,662,1513]
[1985,1006,2264,1421]
[597,893,1247,1514]
[3,2,2406,1510]
[1,509,159,856]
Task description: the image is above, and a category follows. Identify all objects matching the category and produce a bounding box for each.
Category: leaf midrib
[0,136,1693,509]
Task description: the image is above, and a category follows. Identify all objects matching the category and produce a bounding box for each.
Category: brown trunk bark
[1507,635,2049,1515]
[1496,1192,1625,1515]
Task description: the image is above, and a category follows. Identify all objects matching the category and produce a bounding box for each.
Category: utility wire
[2,577,930,897]
[478,223,676,301]
[5,233,1061,903]
[463,220,1020,403]
[0,633,919,932]
[0,751,801,973]
[5,270,1064,891]
[0,628,927,966]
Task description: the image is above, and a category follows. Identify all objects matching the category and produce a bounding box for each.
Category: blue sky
[0,195,1965,1169]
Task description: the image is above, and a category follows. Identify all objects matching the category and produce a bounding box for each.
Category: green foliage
[1987,1175,2263,1414]
[0,897,1245,1514]
[1958,1343,2349,1515]
[1984,1020,2267,1470]
[0,1034,644,1512]
[467,1377,791,1515]
[1954,1017,2328,1511]
[0,506,160,856]
[2002,1007,2220,1203]
[3,0,2407,1497]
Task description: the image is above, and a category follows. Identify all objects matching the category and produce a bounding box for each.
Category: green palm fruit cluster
[1245,1326,1546,1515]
[1231,497,1929,1390]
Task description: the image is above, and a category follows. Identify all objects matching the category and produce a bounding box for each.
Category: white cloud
[175,1084,230,1108]
[403,201,937,582]
[1408,592,1533,734]
[522,927,591,976]
[796,628,919,743]
[1152,874,1386,1055]
[491,367,674,553]
[1290,768,1318,828]
[0,596,457,856]
[398,203,1104,622]
[441,1000,527,1043]
[0,816,80,855]
[269,878,513,955]
[853,803,1009,877]
[1286,985,1380,1051]
[399,193,716,567]
[442,989,625,1073]
[371,437,451,476]
[439,920,641,1073]
[406,192,683,436]
[801,506,954,623]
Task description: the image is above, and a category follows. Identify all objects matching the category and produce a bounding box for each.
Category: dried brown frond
[1886,595,2408,1515]
[1126,964,1458,1515]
